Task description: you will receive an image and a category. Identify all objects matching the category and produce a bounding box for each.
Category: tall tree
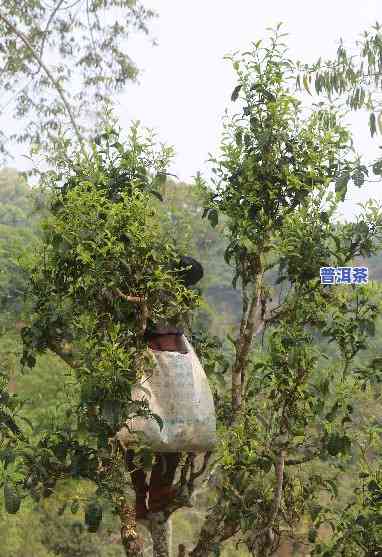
[291,21,382,556]
[3,121,204,557]
[186,26,382,556]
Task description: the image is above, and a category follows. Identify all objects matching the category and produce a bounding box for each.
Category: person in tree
[122,255,204,518]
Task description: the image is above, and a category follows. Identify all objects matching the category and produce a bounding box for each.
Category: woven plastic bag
[117,336,217,452]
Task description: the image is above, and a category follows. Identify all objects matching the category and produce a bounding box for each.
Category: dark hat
[175,256,204,287]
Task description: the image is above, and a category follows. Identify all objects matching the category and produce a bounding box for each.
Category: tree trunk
[122,536,145,557]
[149,511,172,557]
[187,495,239,557]
[244,451,285,556]
[120,504,145,557]
[231,267,264,424]
[188,518,238,557]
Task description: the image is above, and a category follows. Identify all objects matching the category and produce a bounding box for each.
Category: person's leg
[125,449,149,518]
[148,452,182,512]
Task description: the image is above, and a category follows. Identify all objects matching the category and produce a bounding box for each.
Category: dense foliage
[190,27,382,556]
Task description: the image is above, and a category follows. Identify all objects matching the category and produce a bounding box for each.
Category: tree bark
[187,495,240,557]
[120,503,145,557]
[189,517,239,557]
[231,267,264,424]
[149,511,172,557]
[245,451,285,556]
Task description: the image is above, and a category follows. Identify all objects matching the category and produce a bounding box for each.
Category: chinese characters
[319,267,368,285]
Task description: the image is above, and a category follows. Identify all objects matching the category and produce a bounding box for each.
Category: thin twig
[115,289,146,303]
[0,10,87,158]
[38,0,67,66]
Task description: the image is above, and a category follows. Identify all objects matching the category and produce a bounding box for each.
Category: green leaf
[303,75,312,96]
[369,112,377,137]
[232,270,240,289]
[85,501,102,532]
[252,361,266,371]
[326,433,351,456]
[308,527,318,543]
[371,356,382,369]
[325,400,340,422]
[335,172,350,201]
[367,479,381,494]
[318,378,330,396]
[231,84,242,102]
[235,129,243,146]
[372,160,382,175]
[111,142,125,154]
[0,448,15,467]
[224,245,234,264]
[207,208,219,228]
[212,543,221,557]
[352,169,365,187]
[320,211,330,224]
[152,412,164,432]
[315,75,322,94]
[148,190,163,202]
[4,483,21,514]
[71,499,80,514]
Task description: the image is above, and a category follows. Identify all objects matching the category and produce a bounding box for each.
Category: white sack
[117,336,217,452]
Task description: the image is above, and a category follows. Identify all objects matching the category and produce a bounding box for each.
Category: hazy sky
[4,0,382,220]
[115,0,382,221]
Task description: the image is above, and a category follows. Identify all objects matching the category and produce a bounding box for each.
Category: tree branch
[38,0,67,64]
[112,289,148,335]
[231,264,264,423]
[114,289,146,303]
[0,10,87,158]
[188,494,240,556]
[245,451,285,550]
